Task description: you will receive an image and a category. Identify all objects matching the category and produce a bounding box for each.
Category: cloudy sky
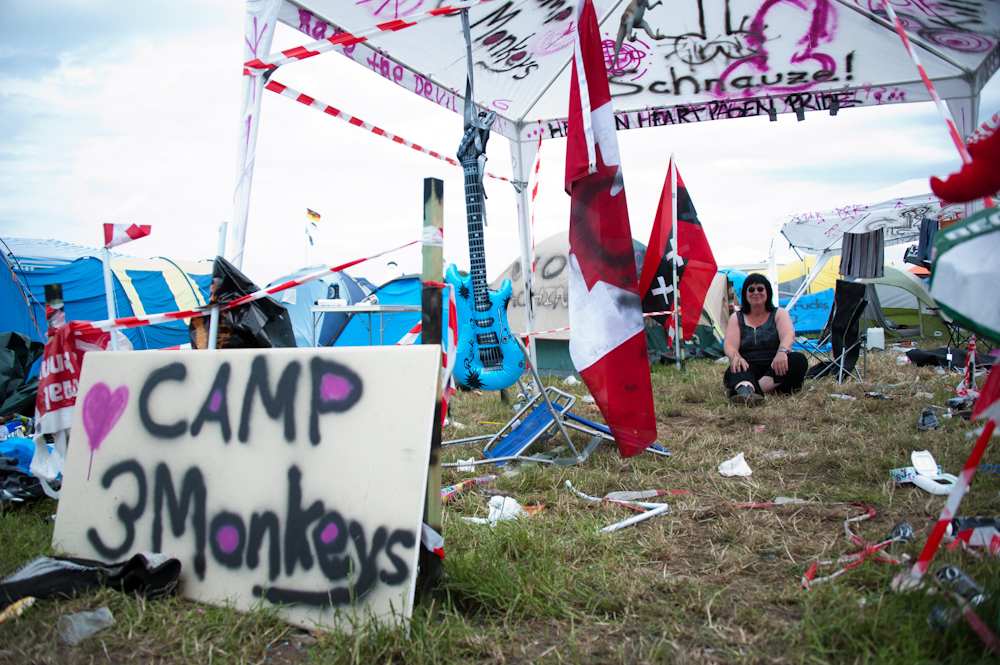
[2,1,998,288]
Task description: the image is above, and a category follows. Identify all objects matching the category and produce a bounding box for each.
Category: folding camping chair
[443,336,669,469]
[801,279,868,383]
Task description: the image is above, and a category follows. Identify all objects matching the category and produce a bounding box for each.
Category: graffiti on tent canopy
[541,87,896,138]
[603,0,847,96]
[853,0,997,53]
[85,461,415,608]
[469,1,576,79]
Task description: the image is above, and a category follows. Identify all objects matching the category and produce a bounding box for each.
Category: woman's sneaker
[731,384,764,406]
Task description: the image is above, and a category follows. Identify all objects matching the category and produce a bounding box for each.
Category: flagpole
[101,246,120,351]
[670,154,683,371]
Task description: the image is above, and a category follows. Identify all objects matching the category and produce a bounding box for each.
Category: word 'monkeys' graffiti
[54,347,440,630]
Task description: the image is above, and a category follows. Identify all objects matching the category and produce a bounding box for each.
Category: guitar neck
[462,157,491,312]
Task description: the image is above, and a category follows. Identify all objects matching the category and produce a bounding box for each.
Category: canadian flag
[103,224,151,249]
[564,0,657,457]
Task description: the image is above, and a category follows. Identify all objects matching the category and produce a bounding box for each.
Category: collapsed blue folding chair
[444,336,668,469]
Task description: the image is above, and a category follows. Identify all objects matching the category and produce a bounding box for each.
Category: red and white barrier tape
[881,1,995,208]
[70,240,417,335]
[265,79,511,183]
[969,111,1000,145]
[803,537,906,587]
[911,419,997,580]
[529,134,542,273]
[245,0,497,73]
[521,311,677,339]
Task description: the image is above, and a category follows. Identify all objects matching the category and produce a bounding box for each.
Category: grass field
[2,347,999,664]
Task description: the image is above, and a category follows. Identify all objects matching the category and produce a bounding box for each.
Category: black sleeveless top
[737,310,780,363]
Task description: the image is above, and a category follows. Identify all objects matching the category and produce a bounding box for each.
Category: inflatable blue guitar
[445,110,523,391]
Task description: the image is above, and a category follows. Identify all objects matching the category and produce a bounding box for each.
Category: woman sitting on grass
[723,273,808,406]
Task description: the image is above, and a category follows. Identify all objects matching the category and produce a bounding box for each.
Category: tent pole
[786,249,835,310]
[230,0,281,270]
[418,177,444,617]
[101,247,120,351]
[670,155,683,371]
[509,130,538,371]
[208,221,227,350]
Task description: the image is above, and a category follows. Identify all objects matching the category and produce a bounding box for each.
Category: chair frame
[800,280,869,384]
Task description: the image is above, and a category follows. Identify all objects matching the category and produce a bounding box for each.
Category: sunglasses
[747,285,767,293]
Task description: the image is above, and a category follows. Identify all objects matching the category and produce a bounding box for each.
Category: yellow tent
[777,255,842,296]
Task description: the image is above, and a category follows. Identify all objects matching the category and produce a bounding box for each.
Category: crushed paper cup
[456,457,476,472]
[718,452,752,477]
[461,496,525,526]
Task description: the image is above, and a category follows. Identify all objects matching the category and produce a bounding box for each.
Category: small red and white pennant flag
[103,224,151,249]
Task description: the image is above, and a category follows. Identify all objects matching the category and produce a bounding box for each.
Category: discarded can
[886,522,914,543]
[951,516,1000,532]
[927,605,960,631]
[935,564,987,606]
[947,396,973,410]
[918,409,940,431]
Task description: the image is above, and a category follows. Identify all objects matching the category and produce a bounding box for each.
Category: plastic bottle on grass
[58,607,114,645]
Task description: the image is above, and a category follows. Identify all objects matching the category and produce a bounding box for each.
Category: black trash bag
[0,463,45,504]
[0,332,45,417]
[189,256,296,349]
[905,347,994,371]
[649,343,715,364]
[0,552,182,609]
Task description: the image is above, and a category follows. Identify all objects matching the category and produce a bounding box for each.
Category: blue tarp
[781,289,834,334]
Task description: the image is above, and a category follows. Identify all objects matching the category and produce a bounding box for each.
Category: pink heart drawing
[81,383,129,480]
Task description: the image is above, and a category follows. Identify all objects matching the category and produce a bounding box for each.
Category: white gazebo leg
[231,0,282,270]
[509,131,539,371]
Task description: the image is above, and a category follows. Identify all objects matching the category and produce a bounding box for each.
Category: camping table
[309,304,422,347]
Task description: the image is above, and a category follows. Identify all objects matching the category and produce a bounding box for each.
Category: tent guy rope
[264,79,512,183]
[244,0,499,74]
[880,0,995,209]
[69,240,418,335]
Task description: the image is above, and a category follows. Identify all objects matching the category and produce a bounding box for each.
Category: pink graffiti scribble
[530,21,576,57]
[82,382,129,481]
[246,16,267,58]
[603,37,648,77]
[356,0,426,20]
[719,0,838,96]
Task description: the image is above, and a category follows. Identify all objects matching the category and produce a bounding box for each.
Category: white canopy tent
[233,0,1000,348]
[779,187,965,307]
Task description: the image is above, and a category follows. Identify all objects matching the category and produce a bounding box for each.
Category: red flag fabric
[973,364,1000,422]
[564,0,656,458]
[638,160,718,341]
[103,224,151,249]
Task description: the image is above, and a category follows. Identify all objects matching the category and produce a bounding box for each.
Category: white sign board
[53,346,439,630]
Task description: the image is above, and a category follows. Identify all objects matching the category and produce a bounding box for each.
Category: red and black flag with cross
[638,159,717,343]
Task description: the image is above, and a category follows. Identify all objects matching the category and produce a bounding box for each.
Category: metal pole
[509,131,539,370]
[101,247,120,351]
[669,155,682,371]
[514,334,579,459]
[208,221,227,350]
[418,177,444,615]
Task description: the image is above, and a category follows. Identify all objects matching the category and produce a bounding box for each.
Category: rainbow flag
[306,208,321,223]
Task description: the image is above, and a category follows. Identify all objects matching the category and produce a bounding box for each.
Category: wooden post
[418,178,444,616]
